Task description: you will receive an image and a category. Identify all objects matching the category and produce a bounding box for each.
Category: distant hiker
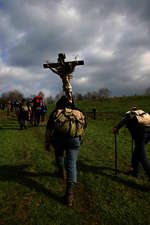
[7,100,11,116]
[15,102,20,120]
[33,95,43,126]
[113,107,150,179]
[45,96,86,207]
[41,102,48,125]
[27,100,34,125]
[1,103,5,111]
[18,99,29,130]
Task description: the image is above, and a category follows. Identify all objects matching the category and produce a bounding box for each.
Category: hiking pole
[131,137,134,156]
[131,137,134,166]
[114,133,118,175]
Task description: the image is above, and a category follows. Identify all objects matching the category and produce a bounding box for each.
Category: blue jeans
[53,136,80,184]
[132,132,150,178]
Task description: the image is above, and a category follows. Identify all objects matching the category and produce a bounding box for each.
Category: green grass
[0,95,150,225]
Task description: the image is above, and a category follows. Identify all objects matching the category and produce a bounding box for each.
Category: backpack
[52,107,86,137]
[130,110,150,127]
[22,105,28,112]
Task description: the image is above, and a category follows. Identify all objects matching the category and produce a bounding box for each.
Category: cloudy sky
[0,0,150,97]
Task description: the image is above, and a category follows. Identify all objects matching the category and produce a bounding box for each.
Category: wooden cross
[43,53,84,102]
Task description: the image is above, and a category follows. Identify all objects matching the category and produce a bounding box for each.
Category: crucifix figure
[43,53,84,102]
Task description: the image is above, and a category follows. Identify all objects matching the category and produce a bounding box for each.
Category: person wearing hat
[113,106,150,179]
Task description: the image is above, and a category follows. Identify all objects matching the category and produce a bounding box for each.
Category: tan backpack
[52,108,86,137]
[130,110,150,127]
[22,105,28,112]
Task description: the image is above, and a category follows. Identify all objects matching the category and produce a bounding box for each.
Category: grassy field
[0,95,150,225]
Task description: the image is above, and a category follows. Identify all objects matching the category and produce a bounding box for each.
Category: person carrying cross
[44,53,85,207]
[45,95,87,207]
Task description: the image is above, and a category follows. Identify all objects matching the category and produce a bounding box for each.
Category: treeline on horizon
[1,87,150,104]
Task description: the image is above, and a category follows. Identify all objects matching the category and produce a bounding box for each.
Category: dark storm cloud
[0,0,150,97]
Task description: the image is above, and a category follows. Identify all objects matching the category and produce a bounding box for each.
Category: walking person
[41,101,48,126]
[7,100,11,116]
[113,107,150,179]
[45,96,86,207]
[18,99,29,130]
[33,95,43,126]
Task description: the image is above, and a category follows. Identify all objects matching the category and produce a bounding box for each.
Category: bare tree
[74,92,83,100]
[83,88,111,100]
[1,90,24,103]
[46,96,54,104]
[98,88,111,99]
[145,87,150,95]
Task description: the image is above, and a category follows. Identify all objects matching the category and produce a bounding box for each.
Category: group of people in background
[0,94,48,130]
[17,95,48,130]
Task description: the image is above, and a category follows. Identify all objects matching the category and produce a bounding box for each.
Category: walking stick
[131,137,134,155]
[131,137,134,165]
[114,133,118,175]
